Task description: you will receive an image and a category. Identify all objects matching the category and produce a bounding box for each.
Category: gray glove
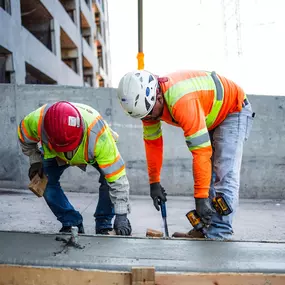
[28,162,43,180]
[195,198,215,226]
[150,182,167,211]
[114,214,132,236]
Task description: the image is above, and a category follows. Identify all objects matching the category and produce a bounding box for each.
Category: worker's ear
[157,92,164,105]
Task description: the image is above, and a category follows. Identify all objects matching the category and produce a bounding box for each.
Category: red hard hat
[44,101,84,152]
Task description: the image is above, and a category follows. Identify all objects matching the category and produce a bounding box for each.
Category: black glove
[150,182,167,211]
[114,214,132,236]
[195,198,215,226]
[28,162,43,180]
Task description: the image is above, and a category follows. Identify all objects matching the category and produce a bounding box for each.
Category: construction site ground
[1,188,285,241]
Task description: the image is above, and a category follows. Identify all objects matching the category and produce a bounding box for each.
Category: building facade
[0,0,111,87]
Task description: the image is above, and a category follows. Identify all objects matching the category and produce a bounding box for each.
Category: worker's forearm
[144,137,163,184]
[192,149,212,198]
[19,140,42,165]
[108,175,130,214]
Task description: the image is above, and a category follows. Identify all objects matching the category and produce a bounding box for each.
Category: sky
[108,0,285,96]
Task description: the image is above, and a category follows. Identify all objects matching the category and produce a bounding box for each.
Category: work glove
[195,198,215,227]
[28,162,43,180]
[150,182,167,211]
[114,214,132,236]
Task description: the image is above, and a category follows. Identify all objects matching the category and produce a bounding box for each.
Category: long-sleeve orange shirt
[142,70,246,198]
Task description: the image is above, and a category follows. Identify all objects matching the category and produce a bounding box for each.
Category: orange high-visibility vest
[143,70,246,198]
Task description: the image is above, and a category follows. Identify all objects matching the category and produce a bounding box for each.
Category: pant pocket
[245,115,254,141]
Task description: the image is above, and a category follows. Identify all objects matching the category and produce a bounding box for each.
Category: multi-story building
[0,0,111,87]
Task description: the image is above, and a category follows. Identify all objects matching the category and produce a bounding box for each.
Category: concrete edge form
[1,265,285,285]
[1,231,285,274]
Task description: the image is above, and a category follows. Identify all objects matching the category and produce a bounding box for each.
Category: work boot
[172,229,205,239]
[59,223,85,234]
[96,228,116,235]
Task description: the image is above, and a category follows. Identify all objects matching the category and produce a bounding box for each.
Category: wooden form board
[1,265,285,285]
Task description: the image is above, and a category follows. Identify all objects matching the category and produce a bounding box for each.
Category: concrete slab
[0,189,285,241]
[0,231,285,273]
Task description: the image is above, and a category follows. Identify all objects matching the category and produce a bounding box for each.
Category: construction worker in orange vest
[18,101,132,236]
[117,70,255,239]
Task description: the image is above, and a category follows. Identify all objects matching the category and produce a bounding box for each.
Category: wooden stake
[131,267,155,285]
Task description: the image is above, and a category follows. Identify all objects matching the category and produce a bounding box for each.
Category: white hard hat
[117,70,158,119]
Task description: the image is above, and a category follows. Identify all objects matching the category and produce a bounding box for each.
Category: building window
[82,56,93,87]
[95,12,102,35]
[80,11,91,46]
[96,41,104,69]
[60,28,79,74]
[0,0,11,15]
[0,46,14,83]
[59,0,76,24]
[25,63,57,84]
[20,0,54,53]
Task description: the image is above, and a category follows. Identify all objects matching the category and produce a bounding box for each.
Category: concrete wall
[0,84,285,199]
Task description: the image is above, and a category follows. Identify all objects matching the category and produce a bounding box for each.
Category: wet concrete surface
[0,189,285,241]
[0,231,285,273]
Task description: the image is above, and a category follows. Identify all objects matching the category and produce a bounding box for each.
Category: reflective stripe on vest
[85,116,106,162]
[163,71,224,129]
[143,122,162,141]
[205,71,224,128]
[18,119,38,144]
[164,75,216,112]
[185,127,211,151]
[99,155,125,179]
[39,104,51,145]
[38,104,55,151]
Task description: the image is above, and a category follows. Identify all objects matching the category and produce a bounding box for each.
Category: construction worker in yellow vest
[117,70,255,239]
[18,101,132,236]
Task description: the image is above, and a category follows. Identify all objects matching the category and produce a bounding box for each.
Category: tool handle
[160,201,167,218]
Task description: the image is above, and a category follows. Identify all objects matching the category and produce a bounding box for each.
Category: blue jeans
[43,159,115,230]
[206,103,254,239]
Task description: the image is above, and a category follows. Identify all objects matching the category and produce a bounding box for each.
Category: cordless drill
[186,195,233,234]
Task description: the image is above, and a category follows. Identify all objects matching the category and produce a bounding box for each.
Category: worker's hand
[150,182,167,211]
[28,162,43,180]
[114,214,132,236]
[195,198,215,226]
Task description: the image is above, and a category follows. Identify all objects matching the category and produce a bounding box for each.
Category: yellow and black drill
[186,195,233,235]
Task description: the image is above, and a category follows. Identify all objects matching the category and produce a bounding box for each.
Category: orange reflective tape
[84,116,100,161]
[105,165,125,179]
[99,155,120,169]
[48,142,53,150]
[95,125,106,145]
[18,125,24,142]
[21,120,38,142]
[37,106,46,141]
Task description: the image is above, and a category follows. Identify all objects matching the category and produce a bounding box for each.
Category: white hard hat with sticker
[117,70,158,119]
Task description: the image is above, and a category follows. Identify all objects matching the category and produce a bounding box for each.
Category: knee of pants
[43,183,62,203]
[43,186,56,203]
